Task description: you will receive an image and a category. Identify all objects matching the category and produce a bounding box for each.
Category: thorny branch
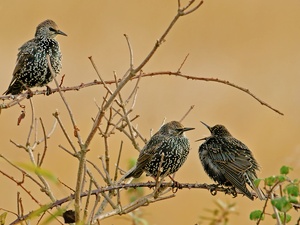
[10,181,260,224]
[0,71,284,116]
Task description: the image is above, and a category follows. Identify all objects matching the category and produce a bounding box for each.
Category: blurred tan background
[0,0,300,224]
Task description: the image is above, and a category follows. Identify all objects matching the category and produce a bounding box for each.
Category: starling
[198,122,265,200]
[3,19,67,95]
[125,121,194,179]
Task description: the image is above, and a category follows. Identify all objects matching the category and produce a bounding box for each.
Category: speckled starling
[198,122,265,200]
[125,121,194,179]
[3,19,67,95]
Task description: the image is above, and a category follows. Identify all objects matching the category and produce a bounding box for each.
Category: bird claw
[46,86,53,95]
[209,184,219,196]
[225,186,237,198]
[26,89,33,99]
[171,181,182,193]
[168,176,182,193]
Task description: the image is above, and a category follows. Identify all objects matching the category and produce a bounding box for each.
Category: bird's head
[35,19,67,39]
[200,121,231,137]
[160,121,194,136]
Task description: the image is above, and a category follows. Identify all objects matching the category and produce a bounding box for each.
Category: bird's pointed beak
[200,121,212,132]
[182,127,195,132]
[195,137,208,142]
[196,121,211,142]
[56,30,67,36]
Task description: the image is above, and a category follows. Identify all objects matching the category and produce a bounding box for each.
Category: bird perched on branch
[3,19,67,95]
[125,121,194,179]
[197,121,265,200]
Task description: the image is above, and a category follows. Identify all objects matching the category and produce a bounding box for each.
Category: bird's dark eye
[49,27,56,32]
[176,128,184,133]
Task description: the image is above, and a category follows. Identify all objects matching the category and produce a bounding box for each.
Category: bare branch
[53,111,78,154]
[89,56,113,95]
[114,141,123,182]
[10,180,260,224]
[46,55,83,145]
[179,105,195,122]
[2,70,282,115]
[26,98,35,146]
[124,34,134,69]
[180,0,204,16]
[34,118,57,148]
[0,169,41,205]
[38,118,48,167]
[177,53,190,73]
[0,154,44,189]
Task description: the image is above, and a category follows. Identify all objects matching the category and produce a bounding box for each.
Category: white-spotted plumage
[4,19,67,95]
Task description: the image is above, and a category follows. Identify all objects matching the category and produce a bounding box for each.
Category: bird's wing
[219,155,253,199]
[134,134,170,172]
[207,137,254,199]
[8,40,37,85]
[208,137,254,171]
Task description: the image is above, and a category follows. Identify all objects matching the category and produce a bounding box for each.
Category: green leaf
[280,166,292,175]
[41,207,65,225]
[288,196,299,204]
[265,176,277,186]
[17,162,58,183]
[278,213,292,223]
[271,197,292,212]
[284,184,299,197]
[249,210,264,221]
[28,205,51,220]
[285,214,292,223]
[254,178,262,187]
[276,175,286,182]
[128,158,137,168]
[0,212,7,225]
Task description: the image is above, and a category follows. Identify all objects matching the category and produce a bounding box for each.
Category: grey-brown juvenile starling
[125,121,194,179]
[3,19,67,95]
[198,122,265,200]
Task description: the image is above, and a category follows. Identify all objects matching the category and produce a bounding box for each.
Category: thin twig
[83,176,94,223]
[88,194,101,224]
[53,111,78,154]
[103,107,113,174]
[124,34,134,69]
[86,159,106,182]
[46,55,83,145]
[38,118,47,167]
[0,169,41,205]
[17,192,21,217]
[177,53,190,72]
[114,141,123,182]
[179,105,195,122]
[34,119,58,148]
[26,98,35,146]
[88,56,113,94]
[181,0,204,16]
[0,154,43,188]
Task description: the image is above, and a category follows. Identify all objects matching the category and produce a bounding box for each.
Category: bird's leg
[46,85,53,95]
[168,175,182,193]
